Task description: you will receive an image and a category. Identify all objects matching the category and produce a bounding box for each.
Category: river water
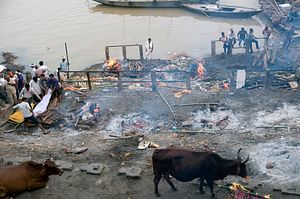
[0,0,262,71]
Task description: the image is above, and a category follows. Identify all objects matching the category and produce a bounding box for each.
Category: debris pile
[105,112,166,135]
[191,105,239,130]
[75,102,100,130]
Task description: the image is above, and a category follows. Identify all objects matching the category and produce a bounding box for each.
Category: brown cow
[0,158,63,199]
[152,147,249,198]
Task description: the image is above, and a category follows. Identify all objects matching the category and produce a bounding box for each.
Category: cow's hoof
[200,190,205,194]
[211,193,216,198]
[172,187,178,191]
[155,193,161,197]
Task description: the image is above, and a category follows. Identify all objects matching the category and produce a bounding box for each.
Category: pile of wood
[39,98,63,127]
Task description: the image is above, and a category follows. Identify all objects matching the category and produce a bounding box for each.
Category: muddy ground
[1,85,300,199]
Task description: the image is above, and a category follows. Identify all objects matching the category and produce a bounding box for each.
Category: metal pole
[65,42,70,78]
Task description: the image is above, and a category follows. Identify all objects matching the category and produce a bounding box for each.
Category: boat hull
[183,4,262,18]
[93,0,181,8]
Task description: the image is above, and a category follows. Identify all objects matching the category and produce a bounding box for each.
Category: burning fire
[197,62,205,79]
[229,183,272,199]
[106,58,121,71]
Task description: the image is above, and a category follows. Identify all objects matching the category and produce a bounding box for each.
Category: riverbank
[1,49,300,198]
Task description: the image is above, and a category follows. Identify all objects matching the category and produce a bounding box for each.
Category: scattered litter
[64,147,88,154]
[138,141,159,150]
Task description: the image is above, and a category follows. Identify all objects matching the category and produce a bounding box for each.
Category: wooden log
[173,103,219,107]
[158,91,176,123]
[87,72,92,90]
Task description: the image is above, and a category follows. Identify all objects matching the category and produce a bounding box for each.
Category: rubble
[118,166,142,179]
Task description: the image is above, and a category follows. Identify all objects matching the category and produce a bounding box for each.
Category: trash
[174,89,192,98]
[64,147,88,154]
[118,166,142,179]
[138,141,159,150]
[236,70,246,89]
[289,81,298,89]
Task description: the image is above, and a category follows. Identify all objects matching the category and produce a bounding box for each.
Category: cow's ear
[40,168,46,176]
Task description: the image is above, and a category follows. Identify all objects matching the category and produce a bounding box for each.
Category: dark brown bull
[0,158,63,199]
[152,147,249,198]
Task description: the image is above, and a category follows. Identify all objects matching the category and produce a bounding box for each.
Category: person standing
[30,64,37,78]
[16,70,24,93]
[4,76,17,105]
[39,61,49,77]
[19,83,41,103]
[145,38,154,60]
[0,73,8,103]
[39,74,48,96]
[248,28,259,53]
[13,97,49,134]
[47,74,60,101]
[262,25,272,46]
[29,76,43,98]
[57,56,68,81]
[219,32,230,55]
[228,29,237,47]
[237,27,248,47]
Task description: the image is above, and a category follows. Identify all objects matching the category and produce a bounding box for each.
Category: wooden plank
[173,103,219,107]
[86,72,92,90]
[158,91,176,123]
[151,71,157,92]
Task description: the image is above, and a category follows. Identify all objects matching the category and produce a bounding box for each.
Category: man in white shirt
[39,61,49,77]
[30,64,36,78]
[13,97,49,134]
[19,83,41,103]
[29,76,42,97]
[145,38,154,60]
[0,66,8,103]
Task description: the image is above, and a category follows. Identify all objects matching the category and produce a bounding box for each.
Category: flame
[229,182,272,199]
[197,62,205,79]
[106,58,121,71]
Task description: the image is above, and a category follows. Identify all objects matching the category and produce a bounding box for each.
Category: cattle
[152,147,249,198]
[0,158,63,199]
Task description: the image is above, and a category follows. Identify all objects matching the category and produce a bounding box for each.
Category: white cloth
[236,70,246,89]
[29,80,42,95]
[33,90,52,117]
[13,101,32,118]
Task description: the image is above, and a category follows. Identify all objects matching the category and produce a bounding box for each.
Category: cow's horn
[237,148,242,159]
[242,155,249,164]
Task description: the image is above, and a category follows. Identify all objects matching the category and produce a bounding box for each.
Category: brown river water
[0,0,262,71]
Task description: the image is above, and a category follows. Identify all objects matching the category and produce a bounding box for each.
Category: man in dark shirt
[248,28,259,53]
[237,27,248,47]
[47,74,60,99]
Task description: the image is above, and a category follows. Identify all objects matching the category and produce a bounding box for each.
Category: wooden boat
[182,4,263,18]
[93,0,181,8]
[92,0,218,8]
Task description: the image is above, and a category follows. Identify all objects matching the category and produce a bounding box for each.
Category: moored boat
[182,4,262,18]
[93,0,181,8]
[92,0,218,8]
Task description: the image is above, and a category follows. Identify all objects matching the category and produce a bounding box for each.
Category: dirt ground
[1,86,300,199]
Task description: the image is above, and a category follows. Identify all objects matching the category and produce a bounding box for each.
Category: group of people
[219,25,272,55]
[0,60,62,134]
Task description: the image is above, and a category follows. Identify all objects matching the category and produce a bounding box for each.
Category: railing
[58,70,191,91]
